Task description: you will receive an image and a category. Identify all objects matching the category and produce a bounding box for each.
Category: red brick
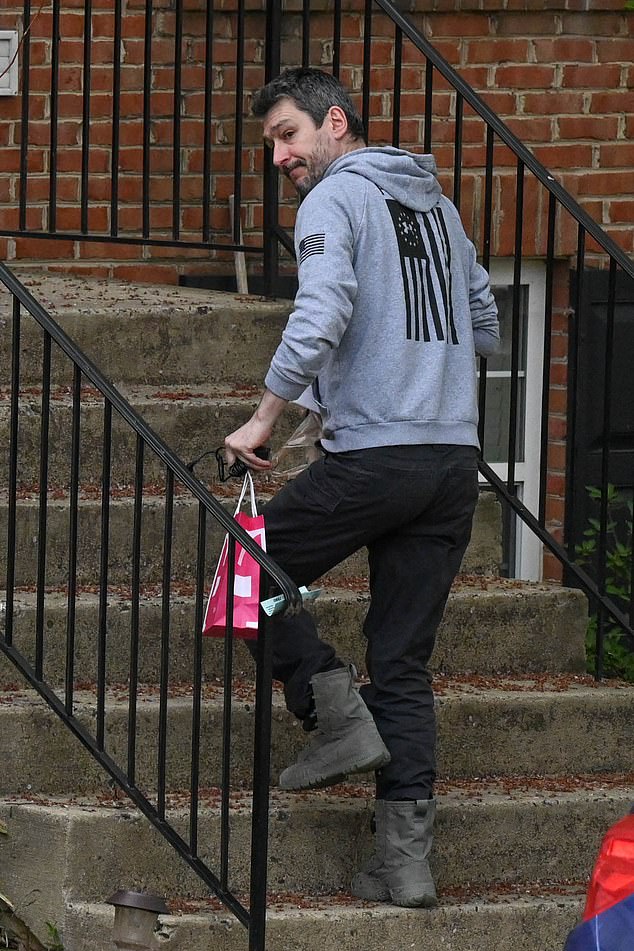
[533,37,595,64]
[557,116,620,141]
[54,149,111,174]
[428,13,492,37]
[590,90,634,115]
[549,362,569,387]
[85,65,116,94]
[113,264,179,284]
[0,207,42,231]
[560,13,625,37]
[599,143,634,168]
[22,175,78,204]
[113,122,144,151]
[607,200,634,223]
[520,91,586,116]
[458,66,490,91]
[596,227,633,254]
[120,39,148,66]
[504,116,553,143]
[494,13,558,35]
[118,92,145,118]
[547,388,568,416]
[596,38,634,63]
[478,90,516,116]
[150,206,178,231]
[58,12,86,38]
[145,242,212,260]
[546,439,567,472]
[79,241,147,260]
[118,14,147,39]
[562,64,622,89]
[13,237,76,259]
[53,205,109,233]
[548,415,567,440]
[25,39,51,68]
[465,38,530,64]
[577,170,634,196]
[576,199,604,224]
[531,144,594,170]
[495,65,556,90]
[48,263,112,279]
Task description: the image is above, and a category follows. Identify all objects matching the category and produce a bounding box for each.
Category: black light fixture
[107,890,169,950]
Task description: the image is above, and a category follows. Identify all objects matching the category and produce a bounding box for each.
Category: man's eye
[284,130,295,139]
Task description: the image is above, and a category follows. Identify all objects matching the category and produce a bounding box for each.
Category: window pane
[480,283,529,463]
[485,284,528,372]
[482,376,526,462]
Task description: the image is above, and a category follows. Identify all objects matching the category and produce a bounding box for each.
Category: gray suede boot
[351,799,438,908]
[279,666,391,790]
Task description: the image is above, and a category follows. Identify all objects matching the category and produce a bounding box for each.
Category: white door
[480,260,546,581]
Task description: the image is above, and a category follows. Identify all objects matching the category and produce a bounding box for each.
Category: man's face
[262,98,343,198]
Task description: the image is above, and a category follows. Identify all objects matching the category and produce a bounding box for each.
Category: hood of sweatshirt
[321,146,442,213]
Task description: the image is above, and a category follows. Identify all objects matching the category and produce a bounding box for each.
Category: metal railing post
[263,0,282,296]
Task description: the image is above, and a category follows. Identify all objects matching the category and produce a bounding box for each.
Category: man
[224,67,499,908]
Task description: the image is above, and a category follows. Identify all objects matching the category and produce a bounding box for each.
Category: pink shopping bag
[203,472,266,640]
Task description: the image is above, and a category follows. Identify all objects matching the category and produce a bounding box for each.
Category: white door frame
[482,259,546,581]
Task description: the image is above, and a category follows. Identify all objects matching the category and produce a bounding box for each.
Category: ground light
[107,890,169,950]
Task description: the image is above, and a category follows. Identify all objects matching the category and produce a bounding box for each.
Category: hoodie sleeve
[264,181,361,401]
[467,244,500,358]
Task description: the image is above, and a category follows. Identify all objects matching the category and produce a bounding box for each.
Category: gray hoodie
[265,147,500,452]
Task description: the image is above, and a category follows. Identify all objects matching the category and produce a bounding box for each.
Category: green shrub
[575,484,633,681]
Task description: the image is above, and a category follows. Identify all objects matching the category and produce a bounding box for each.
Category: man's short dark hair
[251,67,366,141]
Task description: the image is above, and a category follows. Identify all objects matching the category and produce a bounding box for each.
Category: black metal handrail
[373,0,634,279]
[0,259,301,949]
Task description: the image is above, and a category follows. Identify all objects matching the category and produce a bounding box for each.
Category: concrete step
[0,679,632,796]
[0,581,587,688]
[62,892,584,951]
[0,488,502,589]
[0,386,304,486]
[1,779,625,907]
[0,274,292,388]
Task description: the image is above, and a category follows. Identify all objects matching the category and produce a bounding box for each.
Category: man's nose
[273,141,290,167]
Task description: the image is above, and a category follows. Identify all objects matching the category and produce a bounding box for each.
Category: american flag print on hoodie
[385,199,459,346]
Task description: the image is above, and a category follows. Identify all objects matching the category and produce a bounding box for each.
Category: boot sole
[392,892,438,909]
[279,748,390,791]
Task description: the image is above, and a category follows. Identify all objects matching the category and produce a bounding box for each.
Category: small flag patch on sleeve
[299,233,325,266]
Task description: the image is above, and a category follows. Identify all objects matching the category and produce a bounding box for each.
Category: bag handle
[233,471,257,517]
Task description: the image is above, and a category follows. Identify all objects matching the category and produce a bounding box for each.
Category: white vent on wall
[0,31,19,97]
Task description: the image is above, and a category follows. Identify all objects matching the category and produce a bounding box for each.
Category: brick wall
[1,0,631,580]
[1,0,632,280]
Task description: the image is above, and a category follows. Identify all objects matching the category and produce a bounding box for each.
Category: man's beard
[284,141,332,198]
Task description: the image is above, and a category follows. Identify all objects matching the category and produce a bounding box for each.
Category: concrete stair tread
[0,576,589,682]
[3,771,634,810]
[1,780,623,913]
[1,272,288,321]
[0,576,581,602]
[1,676,633,794]
[3,672,631,705]
[62,890,585,951]
[1,274,293,389]
[0,382,263,405]
[0,272,610,951]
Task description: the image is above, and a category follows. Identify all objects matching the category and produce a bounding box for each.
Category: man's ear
[327,105,350,140]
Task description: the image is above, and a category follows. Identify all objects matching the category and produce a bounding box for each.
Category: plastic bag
[271,410,323,479]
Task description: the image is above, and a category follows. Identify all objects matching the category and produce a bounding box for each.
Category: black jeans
[260,444,479,800]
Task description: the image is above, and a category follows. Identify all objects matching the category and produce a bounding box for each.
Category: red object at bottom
[584,811,634,921]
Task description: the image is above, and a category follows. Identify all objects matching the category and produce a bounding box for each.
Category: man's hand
[224,389,288,471]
